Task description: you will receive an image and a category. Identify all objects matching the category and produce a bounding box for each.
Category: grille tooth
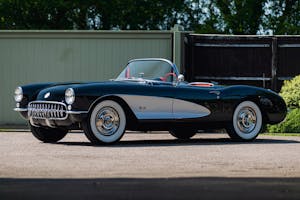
[46,104,50,118]
[49,104,53,118]
[54,109,57,118]
[28,101,67,120]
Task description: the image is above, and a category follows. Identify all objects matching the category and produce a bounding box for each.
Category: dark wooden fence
[183,34,300,92]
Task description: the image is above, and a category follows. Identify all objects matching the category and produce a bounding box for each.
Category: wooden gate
[183,34,300,92]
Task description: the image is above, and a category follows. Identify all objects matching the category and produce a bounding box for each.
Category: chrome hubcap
[95,107,120,136]
[237,107,257,133]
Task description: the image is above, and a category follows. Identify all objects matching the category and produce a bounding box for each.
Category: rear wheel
[169,128,197,140]
[226,101,263,141]
[83,100,126,144]
[30,124,68,143]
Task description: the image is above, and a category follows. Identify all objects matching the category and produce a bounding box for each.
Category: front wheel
[83,100,126,144]
[226,101,263,141]
[30,124,68,143]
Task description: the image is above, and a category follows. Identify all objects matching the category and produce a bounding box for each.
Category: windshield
[116,59,178,82]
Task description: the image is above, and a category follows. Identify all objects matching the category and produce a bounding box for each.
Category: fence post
[271,37,278,91]
[172,25,184,73]
[186,35,194,82]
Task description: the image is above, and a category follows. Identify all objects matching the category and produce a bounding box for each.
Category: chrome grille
[28,101,67,120]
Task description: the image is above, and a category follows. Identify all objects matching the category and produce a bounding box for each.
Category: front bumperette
[28,113,87,129]
[15,101,88,129]
[13,107,29,120]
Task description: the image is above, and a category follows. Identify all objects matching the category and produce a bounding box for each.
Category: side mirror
[178,74,184,82]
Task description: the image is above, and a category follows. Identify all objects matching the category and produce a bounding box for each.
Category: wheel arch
[224,86,271,125]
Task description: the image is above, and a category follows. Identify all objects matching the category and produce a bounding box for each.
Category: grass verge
[263,133,300,137]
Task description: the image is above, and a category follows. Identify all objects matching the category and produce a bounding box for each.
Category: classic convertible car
[14,58,287,144]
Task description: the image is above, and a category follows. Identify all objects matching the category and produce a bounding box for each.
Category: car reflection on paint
[14,58,287,144]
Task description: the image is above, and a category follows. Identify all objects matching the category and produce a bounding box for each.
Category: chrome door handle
[209,91,221,95]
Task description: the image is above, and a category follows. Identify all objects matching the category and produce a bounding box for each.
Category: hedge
[267,75,300,133]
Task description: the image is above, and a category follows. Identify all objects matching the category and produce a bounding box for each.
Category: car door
[171,84,221,120]
[119,82,174,120]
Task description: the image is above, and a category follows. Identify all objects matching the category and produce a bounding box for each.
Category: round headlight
[65,88,75,105]
[14,86,23,102]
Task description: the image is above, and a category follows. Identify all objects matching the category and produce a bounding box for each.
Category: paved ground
[0,131,300,199]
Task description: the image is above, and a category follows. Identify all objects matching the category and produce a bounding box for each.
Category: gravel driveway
[0,131,299,199]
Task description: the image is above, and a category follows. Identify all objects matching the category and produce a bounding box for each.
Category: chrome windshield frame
[116,58,179,82]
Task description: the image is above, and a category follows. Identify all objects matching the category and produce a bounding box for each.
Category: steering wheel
[161,72,177,82]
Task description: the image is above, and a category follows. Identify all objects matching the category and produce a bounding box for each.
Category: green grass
[267,108,300,133]
[262,133,300,137]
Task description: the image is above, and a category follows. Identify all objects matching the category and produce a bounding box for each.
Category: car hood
[36,81,104,101]
[35,81,139,101]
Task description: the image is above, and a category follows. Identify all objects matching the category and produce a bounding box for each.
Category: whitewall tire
[226,101,263,141]
[83,100,126,144]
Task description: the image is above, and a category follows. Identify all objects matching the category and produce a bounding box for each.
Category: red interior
[189,82,214,87]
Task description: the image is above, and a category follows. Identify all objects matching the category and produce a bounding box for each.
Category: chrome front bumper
[14,101,88,128]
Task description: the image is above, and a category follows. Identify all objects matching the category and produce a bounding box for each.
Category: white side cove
[172,99,211,119]
[118,95,211,120]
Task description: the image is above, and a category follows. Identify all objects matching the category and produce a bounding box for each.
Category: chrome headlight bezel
[65,88,75,105]
[14,86,23,102]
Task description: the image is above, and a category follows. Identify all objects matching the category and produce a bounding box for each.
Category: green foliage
[280,75,300,109]
[214,0,266,34]
[267,75,300,133]
[262,0,300,35]
[0,0,186,30]
[0,0,299,34]
[193,0,300,35]
[267,108,300,133]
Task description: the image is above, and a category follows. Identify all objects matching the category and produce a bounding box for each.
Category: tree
[187,0,267,34]
[0,0,186,30]
[215,0,266,34]
[0,0,79,29]
[262,0,300,34]
[188,0,300,35]
[0,0,299,35]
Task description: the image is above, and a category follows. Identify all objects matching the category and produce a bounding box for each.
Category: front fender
[17,83,56,108]
[258,94,287,124]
